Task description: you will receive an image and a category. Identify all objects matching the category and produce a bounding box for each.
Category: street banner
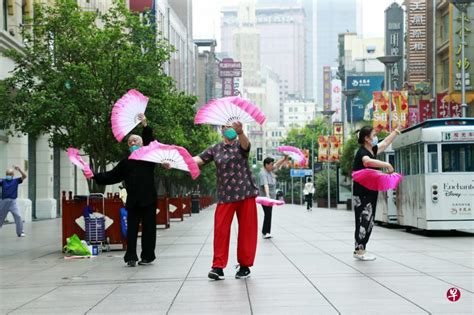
[372,91,390,132]
[333,121,343,145]
[391,91,409,130]
[323,67,332,111]
[437,93,450,118]
[317,136,329,162]
[331,79,342,121]
[408,106,419,127]
[419,99,433,122]
[328,136,341,162]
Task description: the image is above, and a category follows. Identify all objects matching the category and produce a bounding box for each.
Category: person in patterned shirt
[193,121,259,280]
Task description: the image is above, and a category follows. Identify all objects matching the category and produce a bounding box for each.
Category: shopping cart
[84,193,110,251]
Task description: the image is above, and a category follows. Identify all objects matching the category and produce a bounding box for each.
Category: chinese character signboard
[323,66,332,111]
[331,79,342,122]
[385,2,404,90]
[407,0,430,84]
[219,58,242,97]
[437,93,462,118]
[347,75,384,122]
[442,131,474,142]
[450,4,473,93]
[373,91,390,131]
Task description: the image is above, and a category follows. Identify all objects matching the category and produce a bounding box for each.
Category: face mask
[223,128,237,141]
[129,145,140,153]
[5,176,13,181]
[371,136,379,146]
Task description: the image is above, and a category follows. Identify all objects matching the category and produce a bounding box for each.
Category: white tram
[378,118,474,230]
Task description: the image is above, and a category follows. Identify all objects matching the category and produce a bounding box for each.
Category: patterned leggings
[353,193,378,251]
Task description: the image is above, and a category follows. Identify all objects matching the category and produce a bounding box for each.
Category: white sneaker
[19,233,26,237]
[353,251,376,261]
[263,233,272,239]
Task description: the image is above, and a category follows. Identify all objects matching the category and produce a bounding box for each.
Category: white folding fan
[111,89,149,142]
[129,141,200,179]
[194,96,266,126]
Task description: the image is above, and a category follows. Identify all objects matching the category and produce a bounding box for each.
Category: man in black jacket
[90,114,163,267]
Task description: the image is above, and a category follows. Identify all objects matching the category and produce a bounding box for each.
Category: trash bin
[191,194,200,214]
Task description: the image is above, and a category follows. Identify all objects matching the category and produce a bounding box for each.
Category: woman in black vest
[352,126,401,261]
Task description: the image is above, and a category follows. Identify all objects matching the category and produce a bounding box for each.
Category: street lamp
[321,110,335,209]
[342,89,360,134]
[307,122,317,185]
[450,0,471,117]
[377,55,402,132]
[297,134,306,205]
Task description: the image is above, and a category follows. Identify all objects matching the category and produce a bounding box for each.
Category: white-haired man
[89,114,169,267]
[0,166,27,237]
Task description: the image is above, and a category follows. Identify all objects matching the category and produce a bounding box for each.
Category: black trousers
[353,193,378,251]
[261,205,273,235]
[305,194,313,209]
[124,203,156,262]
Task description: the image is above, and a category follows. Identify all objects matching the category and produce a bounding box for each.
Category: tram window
[402,148,411,175]
[442,144,474,172]
[412,145,419,175]
[420,144,425,173]
[427,144,438,173]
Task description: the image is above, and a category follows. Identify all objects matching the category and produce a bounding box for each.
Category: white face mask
[371,136,379,146]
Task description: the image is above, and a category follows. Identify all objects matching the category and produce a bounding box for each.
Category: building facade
[221,0,306,125]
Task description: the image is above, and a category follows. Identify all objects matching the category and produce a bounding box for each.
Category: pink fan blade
[67,148,94,179]
[256,197,285,206]
[129,141,200,180]
[352,169,403,191]
[277,146,306,165]
[111,89,149,142]
[195,96,266,125]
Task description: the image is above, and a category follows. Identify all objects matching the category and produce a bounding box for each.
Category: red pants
[212,197,257,269]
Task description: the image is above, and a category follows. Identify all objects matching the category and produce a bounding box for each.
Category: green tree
[1,0,216,193]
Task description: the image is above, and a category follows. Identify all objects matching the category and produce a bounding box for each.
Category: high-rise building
[221,0,306,125]
[315,0,358,107]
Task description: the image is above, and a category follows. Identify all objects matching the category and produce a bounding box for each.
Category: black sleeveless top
[352,145,378,196]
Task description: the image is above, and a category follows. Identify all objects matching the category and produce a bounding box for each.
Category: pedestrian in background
[303,178,315,211]
[259,155,288,239]
[0,166,27,237]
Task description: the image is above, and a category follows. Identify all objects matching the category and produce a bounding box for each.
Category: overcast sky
[192,0,404,50]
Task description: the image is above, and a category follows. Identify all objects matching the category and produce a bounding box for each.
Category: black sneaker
[138,259,154,265]
[208,268,224,280]
[127,260,137,267]
[235,266,251,279]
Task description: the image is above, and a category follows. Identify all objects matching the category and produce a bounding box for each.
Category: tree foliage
[0,0,216,193]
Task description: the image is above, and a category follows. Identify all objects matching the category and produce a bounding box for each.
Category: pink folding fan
[111,89,149,142]
[277,146,306,167]
[67,148,93,179]
[352,168,403,192]
[129,141,200,179]
[195,96,266,126]
[256,197,285,206]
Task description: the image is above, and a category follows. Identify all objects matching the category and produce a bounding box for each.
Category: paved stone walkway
[0,204,473,314]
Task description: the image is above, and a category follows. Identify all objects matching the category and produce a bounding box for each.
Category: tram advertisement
[441,180,474,217]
